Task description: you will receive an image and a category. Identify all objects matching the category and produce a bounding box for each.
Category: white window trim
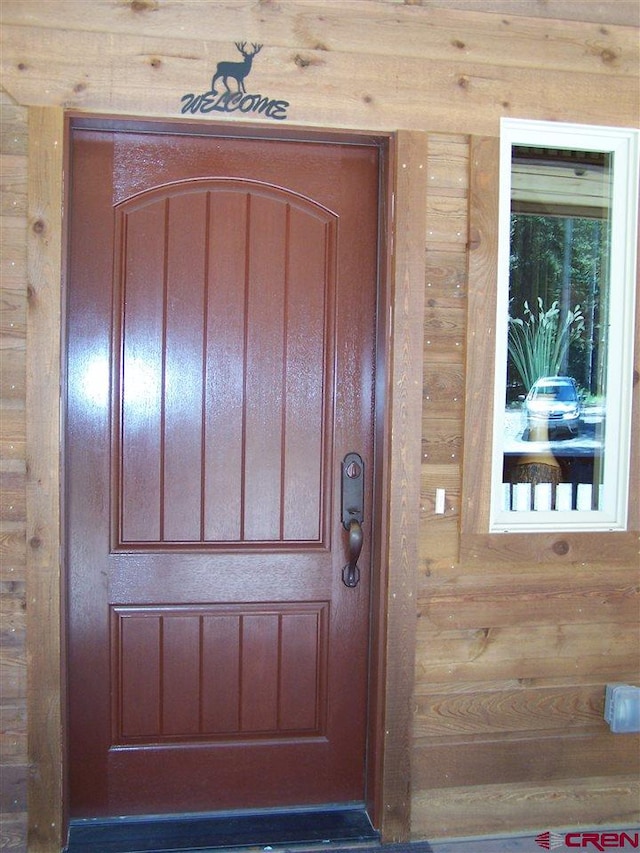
[490,119,639,533]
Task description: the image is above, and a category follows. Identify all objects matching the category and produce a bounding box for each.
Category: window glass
[491,121,638,531]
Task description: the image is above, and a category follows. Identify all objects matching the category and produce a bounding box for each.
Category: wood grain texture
[1,1,637,74]
[460,135,499,536]
[0,90,27,157]
[414,683,615,737]
[0,155,27,217]
[418,566,640,628]
[425,195,467,249]
[0,701,27,762]
[26,106,64,853]
[421,0,640,27]
[421,465,461,522]
[0,91,28,853]
[423,363,465,419]
[0,471,25,523]
[0,15,638,136]
[412,776,640,839]
[0,0,637,845]
[380,130,428,842]
[413,729,640,789]
[0,811,27,851]
[0,407,25,462]
[461,530,640,565]
[0,286,26,346]
[422,419,462,465]
[425,250,468,300]
[415,622,640,683]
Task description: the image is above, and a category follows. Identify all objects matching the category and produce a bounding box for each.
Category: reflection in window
[492,121,638,531]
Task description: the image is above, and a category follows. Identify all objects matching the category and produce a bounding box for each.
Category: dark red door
[65,124,380,817]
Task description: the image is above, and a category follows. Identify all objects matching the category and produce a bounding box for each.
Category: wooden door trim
[26,106,65,853]
[26,109,426,849]
[372,131,427,840]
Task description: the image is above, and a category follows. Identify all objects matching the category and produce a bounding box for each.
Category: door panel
[111,603,328,741]
[66,126,379,817]
[116,183,333,545]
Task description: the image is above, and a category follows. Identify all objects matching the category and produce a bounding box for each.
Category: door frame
[25,107,427,851]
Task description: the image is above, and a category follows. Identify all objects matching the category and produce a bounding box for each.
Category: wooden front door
[65,122,381,818]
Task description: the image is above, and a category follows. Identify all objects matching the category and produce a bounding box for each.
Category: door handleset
[341,453,364,588]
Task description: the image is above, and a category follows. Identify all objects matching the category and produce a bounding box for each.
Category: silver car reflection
[523,376,581,439]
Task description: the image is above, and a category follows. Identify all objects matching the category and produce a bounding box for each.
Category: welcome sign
[180,42,290,120]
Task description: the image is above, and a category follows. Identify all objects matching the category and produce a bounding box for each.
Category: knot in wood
[552,539,570,556]
[600,47,617,65]
[130,0,158,11]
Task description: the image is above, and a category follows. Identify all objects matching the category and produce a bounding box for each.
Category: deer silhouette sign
[212,42,263,94]
[180,41,288,120]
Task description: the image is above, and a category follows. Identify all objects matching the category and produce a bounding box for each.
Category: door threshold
[66,805,379,852]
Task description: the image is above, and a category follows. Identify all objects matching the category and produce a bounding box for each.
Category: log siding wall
[1,1,639,849]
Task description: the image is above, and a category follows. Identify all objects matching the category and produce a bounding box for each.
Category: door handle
[341,453,364,588]
[342,519,363,588]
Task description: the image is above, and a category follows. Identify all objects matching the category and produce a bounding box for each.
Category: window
[490,120,638,532]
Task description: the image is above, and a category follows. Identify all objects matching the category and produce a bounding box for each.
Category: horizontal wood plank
[0,524,25,578]
[426,195,468,247]
[0,652,26,702]
[421,465,461,520]
[424,306,466,358]
[0,406,24,462]
[0,763,26,812]
[412,776,640,839]
[415,622,640,682]
[0,155,27,217]
[0,471,25,522]
[0,702,27,762]
[1,1,637,75]
[422,419,462,465]
[0,288,27,349]
[418,567,640,628]
[427,135,469,191]
[0,253,27,292]
[422,1,640,28]
[1,26,638,136]
[0,340,25,402]
[423,363,465,416]
[425,250,468,301]
[0,588,25,638]
[0,811,26,850]
[0,96,27,157]
[412,730,640,789]
[461,530,640,566]
[414,683,608,737]
[419,517,460,572]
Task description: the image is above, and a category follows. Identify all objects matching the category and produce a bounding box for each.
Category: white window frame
[490,119,639,533]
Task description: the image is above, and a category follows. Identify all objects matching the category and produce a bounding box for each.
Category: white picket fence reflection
[502,482,601,512]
